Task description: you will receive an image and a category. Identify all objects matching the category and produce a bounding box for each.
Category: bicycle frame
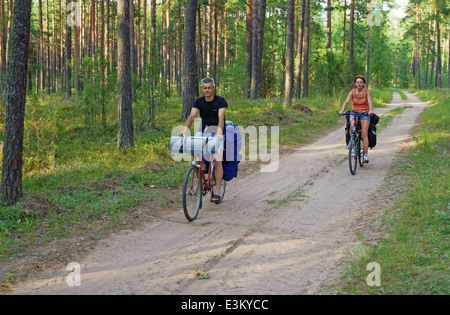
[343,111,368,175]
[189,152,215,196]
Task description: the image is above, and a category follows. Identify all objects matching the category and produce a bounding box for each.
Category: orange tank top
[352,88,369,112]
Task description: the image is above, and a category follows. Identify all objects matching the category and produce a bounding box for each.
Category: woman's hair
[353,75,366,86]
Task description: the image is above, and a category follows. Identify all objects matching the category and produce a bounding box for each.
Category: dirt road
[8,92,427,295]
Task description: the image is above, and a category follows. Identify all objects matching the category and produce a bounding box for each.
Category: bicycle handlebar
[340,111,370,116]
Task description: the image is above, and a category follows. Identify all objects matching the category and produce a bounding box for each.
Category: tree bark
[294,0,305,98]
[416,3,421,89]
[182,0,198,120]
[326,0,331,49]
[250,0,258,99]
[245,0,252,98]
[66,2,72,96]
[349,0,354,72]
[302,0,310,98]
[435,17,441,88]
[256,0,265,98]
[365,0,370,87]
[284,0,294,107]
[117,0,134,148]
[0,0,32,205]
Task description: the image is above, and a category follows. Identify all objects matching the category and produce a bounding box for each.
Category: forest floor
[1,91,428,295]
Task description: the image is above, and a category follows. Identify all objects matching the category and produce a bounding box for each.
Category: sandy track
[8,92,427,295]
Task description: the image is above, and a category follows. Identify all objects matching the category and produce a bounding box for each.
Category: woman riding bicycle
[339,75,374,163]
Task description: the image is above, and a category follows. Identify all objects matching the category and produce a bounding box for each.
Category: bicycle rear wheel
[182,166,202,221]
[348,138,357,175]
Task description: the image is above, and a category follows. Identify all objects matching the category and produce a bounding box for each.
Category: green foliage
[311,50,353,95]
[369,23,394,88]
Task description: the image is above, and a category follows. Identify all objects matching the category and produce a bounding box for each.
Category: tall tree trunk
[66,2,72,96]
[244,0,252,98]
[448,29,450,88]
[130,0,136,99]
[256,0,265,98]
[424,8,432,88]
[182,0,198,120]
[106,0,110,73]
[142,0,147,79]
[38,0,44,91]
[235,8,239,62]
[51,0,56,93]
[416,3,421,89]
[349,0,354,72]
[59,0,64,92]
[74,0,82,92]
[46,0,50,94]
[294,0,305,98]
[250,0,258,99]
[284,0,294,107]
[302,0,310,98]
[0,0,32,205]
[430,19,436,87]
[365,0,371,87]
[151,0,156,85]
[0,0,4,74]
[117,0,134,148]
[0,0,6,98]
[435,17,441,88]
[342,0,346,56]
[326,0,331,49]
[197,5,204,78]
[89,0,95,57]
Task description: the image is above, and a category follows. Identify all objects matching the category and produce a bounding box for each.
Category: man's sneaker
[364,154,369,164]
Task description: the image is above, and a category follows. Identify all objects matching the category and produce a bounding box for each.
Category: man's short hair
[201,78,215,87]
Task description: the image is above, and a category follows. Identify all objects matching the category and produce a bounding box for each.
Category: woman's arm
[339,90,353,115]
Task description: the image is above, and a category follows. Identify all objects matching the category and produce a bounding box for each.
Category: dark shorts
[350,110,370,122]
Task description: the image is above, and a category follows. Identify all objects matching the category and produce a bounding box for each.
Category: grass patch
[338,89,449,295]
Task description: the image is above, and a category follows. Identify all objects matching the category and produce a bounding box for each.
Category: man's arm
[217,108,226,139]
[179,107,199,136]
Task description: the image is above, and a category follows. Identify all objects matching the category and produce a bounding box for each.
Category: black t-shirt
[193,95,228,132]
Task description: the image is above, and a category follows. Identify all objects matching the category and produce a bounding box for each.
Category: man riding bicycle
[179,78,228,203]
[339,75,374,163]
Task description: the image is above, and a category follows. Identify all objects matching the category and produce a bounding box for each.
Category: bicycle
[181,135,226,221]
[342,111,368,175]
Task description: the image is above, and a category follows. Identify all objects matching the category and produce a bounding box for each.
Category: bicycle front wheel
[182,166,202,221]
[348,138,357,175]
[358,138,364,167]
